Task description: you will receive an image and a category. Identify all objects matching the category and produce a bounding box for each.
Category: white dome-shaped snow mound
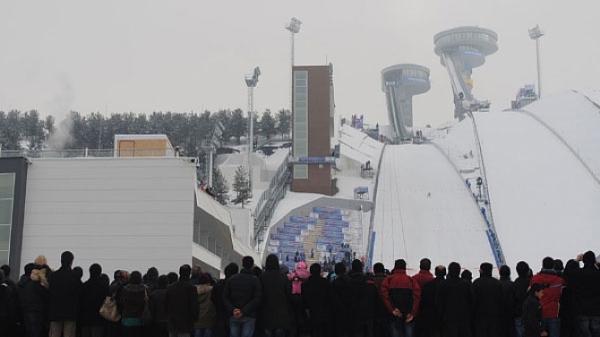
[518,90,600,182]
[373,90,600,272]
[475,90,600,269]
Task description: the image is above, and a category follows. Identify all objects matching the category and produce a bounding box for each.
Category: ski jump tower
[381,64,430,141]
[434,26,498,119]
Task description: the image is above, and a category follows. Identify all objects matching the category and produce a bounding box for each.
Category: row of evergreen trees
[0,108,292,207]
[0,108,291,155]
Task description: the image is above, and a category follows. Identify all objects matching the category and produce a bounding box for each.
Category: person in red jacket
[381,259,421,337]
[412,258,434,289]
[530,257,565,337]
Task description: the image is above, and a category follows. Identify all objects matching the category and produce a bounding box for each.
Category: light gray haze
[1,0,599,126]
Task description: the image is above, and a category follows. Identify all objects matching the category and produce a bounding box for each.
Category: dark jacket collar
[540,269,557,275]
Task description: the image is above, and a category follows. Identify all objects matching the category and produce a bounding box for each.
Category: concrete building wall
[21,157,196,277]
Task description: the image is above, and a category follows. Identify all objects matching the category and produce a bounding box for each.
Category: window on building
[294,164,308,179]
[0,173,15,265]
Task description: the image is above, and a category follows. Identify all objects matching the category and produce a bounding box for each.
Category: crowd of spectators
[1,249,599,337]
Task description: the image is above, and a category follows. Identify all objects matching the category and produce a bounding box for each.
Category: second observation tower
[381,64,430,141]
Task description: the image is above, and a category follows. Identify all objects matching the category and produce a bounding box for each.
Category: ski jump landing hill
[371,89,600,272]
[474,90,600,268]
[372,144,495,271]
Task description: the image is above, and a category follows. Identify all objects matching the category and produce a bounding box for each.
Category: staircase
[268,206,365,272]
[303,219,325,267]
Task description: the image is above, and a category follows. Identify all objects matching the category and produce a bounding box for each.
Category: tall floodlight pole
[286,17,302,113]
[529,25,544,98]
[286,17,302,67]
[245,67,261,197]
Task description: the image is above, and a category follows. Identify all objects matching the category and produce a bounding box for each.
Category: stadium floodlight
[285,17,302,128]
[286,17,302,34]
[245,67,261,197]
[529,25,544,98]
[286,17,302,67]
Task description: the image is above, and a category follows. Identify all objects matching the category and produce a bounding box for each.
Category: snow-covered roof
[338,124,384,164]
[416,90,600,271]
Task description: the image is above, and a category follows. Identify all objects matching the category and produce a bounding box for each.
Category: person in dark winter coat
[212,262,239,337]
[331,262,354,337]
[80,263,110,337]
[120,271,147,336]
[223,256,262,337]
[436,262,473,337]
[0,269,19,336]
[473,262,503,337]
[48,250,82,337]
[514,261,532,337]
[258,254,293,337]
[347,259,380,337]
[145,267,160,293]
[412,258,434,337]
[0,265,16,288]
[380,259,421,337]
[165,264,200,336]
[19,263,49,337]
[0,265,19,324]
[302,263,333,337]
[1,263,21,336]
[461,269,473,284]
[559,259,579,337]
[193,273,217,337]
[108,269,128,337]
[522,283,547,337]
[566,251,600,337]
[148,275,170,337]
[499,265,517,337]
[417,265,445,337]
[371,262,390,337]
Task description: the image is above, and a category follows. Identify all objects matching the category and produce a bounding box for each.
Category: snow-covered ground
[371,144,495,272]
[520,90,600,182]
[475,108,600,269]
[219,90,600,273]
[262,125,382,221]
[428,90,600,271]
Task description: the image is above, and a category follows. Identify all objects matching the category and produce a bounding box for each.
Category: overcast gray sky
[1,0,599,127]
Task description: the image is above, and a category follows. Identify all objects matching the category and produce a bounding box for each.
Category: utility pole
[286,17,302,114]
[529,25,544,98]
[245,67,261,197]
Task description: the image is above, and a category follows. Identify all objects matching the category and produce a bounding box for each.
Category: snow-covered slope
[475,110,600,268]
[372,144,495,271]
[338,124,384,171]
[521,90,600,182]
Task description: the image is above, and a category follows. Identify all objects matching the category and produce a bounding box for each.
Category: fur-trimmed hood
[30,268,49,288]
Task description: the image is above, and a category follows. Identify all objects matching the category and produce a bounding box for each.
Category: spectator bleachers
[267,205,365,272]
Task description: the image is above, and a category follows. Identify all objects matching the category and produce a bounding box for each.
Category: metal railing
[468,111,506,267]
[253,156,291,246]
[0,148,176,159]
[365,143,386,269]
